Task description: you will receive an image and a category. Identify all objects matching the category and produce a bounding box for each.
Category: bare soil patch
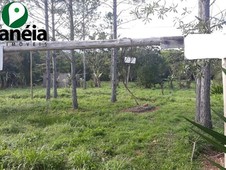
[202,148,224,170]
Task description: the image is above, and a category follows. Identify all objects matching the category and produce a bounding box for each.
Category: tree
[136,47,169,89]
[45,0,51,100]
[131,1,178,22]
[74,0,100,89]
[174,0,226,128]
[133,0,214,128]
[68,0,78,109]
[28,0,69,98]
[161,50,195,89]
[195,0,212,128]
[51,0,58,98]
[111,0,118,102]
[100,0,147,102]
[86,48,110,87]
[87,32,111,86]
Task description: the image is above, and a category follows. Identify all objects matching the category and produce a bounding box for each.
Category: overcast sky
[113,0,226,38]
[2,0,224,40]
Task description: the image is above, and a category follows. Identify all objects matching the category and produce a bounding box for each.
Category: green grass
[0,82,223,169]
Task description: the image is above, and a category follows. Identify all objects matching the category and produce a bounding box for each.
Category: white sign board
[185,34,226,60]
[0,46,3,71]
[124,57,136,64]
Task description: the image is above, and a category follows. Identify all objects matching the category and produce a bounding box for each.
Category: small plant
[185,110,226,170]
[211,84,223,94]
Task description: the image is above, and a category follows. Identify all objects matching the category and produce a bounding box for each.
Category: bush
[136,48,169,88]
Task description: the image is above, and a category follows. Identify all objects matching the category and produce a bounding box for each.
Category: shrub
[136,48,169,88]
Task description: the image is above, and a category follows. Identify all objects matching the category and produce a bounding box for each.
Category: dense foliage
[136,48,169,88]
[0,48,223,89]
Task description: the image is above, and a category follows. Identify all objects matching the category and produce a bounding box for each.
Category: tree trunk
[45,0,51,100]
[52,53,57,97]
[169,78,174,90]
[51,0,58,98]
[82,0,87,89]
[196,0,212,128]
[69,0,78,109]
[196,75,201,122]
[111,0,118,102]
[71,50,78,109]
[30,51,33,99]
[83,51,86,89]
[0,75,4,88]
[200,62,212,127]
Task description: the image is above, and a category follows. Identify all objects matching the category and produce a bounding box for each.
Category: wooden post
[222,58,226,168]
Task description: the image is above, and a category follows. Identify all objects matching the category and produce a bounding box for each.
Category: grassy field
[0,82,223,170]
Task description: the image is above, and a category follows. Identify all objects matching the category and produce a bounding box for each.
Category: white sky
[113,0,226,38]
[1,0,225,39]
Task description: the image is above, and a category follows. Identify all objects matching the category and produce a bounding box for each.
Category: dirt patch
[202,149,224,170]
[123,104,158,113]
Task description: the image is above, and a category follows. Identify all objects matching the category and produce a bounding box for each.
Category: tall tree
[82,0,86,89]
[68,0,78,109]
[196,0,212,128]
[74,0,100,89]
[174,0,226,128]
[51,0,58,98]
[45,0,51,100]
[101,0,148,102]
[111,0,118,102]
